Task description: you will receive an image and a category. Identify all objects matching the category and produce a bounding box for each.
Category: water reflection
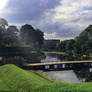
[41,52,60,62]
[42,52,92,82]
[46,70,80,83]
[41,52,81,63]
[46,68,92,82]
[74,68,92,82]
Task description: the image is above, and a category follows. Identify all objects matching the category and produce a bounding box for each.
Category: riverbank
[0,64,92,92]
[45,51,67,55]
[43,51,92,61]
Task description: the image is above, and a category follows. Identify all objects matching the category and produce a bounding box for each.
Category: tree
[0,18,9,46]
[74,25,92,56]
[57,40,69,52]
[0,18,8,29]
[3,25,19,46]
[65,39,75,55]
[35,29,44,46]
[83,39,92,56]
[20,24,35,45]
[0,27,4,46]
[20,24,44,46]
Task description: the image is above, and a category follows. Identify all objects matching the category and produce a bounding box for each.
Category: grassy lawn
[0,79,11,91]
[0,64,92,92]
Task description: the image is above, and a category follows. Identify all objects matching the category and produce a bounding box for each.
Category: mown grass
[0,64,92,92]
[0,79,11,91]
[0,64,52,92]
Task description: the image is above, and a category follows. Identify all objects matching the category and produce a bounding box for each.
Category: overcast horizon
[0,0,92,40]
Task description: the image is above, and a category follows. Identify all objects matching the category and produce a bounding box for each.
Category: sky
[0,0,92,40]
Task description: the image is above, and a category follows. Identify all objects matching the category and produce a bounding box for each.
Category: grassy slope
[0,79,10,91]
[0,64,52,92]
[0,64,92,92]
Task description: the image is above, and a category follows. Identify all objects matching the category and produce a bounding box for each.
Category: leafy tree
[65,39,75,55]
[57,40,69,52]
[0,27,4,46]
[0,19,44,48]
[3,26,19,46]
[56,25,92,58]
[20,24,44,46]
[83,39,92,56]
[20,24,36,45]
[0,18,8,29]
[35,29,44,46]
[74,25,92,56]
[0,18,8,46]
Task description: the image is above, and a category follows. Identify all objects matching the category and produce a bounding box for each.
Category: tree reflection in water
[73,68,92,82]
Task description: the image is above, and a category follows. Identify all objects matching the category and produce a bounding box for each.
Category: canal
[41,52,92,83]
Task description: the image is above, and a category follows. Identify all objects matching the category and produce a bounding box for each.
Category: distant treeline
[56,25,92,59]
[43,25,92,60]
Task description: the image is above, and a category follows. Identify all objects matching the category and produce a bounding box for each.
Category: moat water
[41,52,92,83]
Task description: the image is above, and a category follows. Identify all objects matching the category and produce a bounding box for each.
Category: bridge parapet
[23,61,92,71]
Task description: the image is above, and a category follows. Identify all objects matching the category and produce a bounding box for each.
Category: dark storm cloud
[1,0,92,39]
[4,0,60,23]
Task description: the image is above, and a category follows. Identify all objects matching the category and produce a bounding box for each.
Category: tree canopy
[0,18,8,29]
[56,25,92,59]
[20,24,44,46]
[0,19,44,47]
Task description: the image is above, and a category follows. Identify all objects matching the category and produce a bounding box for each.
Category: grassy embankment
[0,64,92,92]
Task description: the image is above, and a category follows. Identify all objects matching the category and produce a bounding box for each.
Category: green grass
[0,79,11,91]
[0,64,52,92]
[0,56,2,61]
[0,64,92,92]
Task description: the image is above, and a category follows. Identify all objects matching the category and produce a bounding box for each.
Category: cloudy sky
[0,0,92,40]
